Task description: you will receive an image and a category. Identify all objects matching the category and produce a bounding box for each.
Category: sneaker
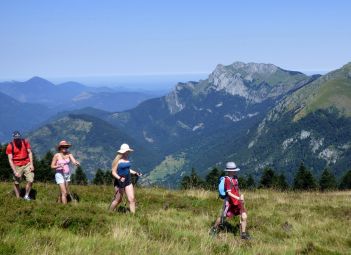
[209,226,218,237]
[241,232,251,240]
[23,196,31,201]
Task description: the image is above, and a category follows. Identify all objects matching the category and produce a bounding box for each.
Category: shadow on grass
[55,192,80,203]
[67,192,80,203]
[19,188,37,200]
[116,205,130,213]
[218,221,241,236]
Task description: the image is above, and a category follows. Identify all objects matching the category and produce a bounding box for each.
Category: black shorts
[114,174,131,189]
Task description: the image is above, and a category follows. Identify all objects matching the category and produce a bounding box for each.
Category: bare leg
[65,182,71,200]
[59,183,68,204]
[125,184,136,213]
[14,183,20,198]
[214,200,228,228]
[214,217,221,228]
[109,188,123,211]
[240,212,247,233]
[65,182,69,193]
[25,182,33,197]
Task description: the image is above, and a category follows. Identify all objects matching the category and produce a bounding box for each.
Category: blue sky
[0,0,350,80]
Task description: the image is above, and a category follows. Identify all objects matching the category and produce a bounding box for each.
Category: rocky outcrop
[165,62,310,114]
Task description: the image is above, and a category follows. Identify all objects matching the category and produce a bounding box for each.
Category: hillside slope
[241,63,351,180]
[0,183,350,255]
[28,114,160,178]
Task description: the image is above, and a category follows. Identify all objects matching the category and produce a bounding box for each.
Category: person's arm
[27,148,34,171]
[130,169,142,176]
[8,154,20,177]
[227,191,243,201]
[111,161,124,181]
[51,154,58,169]
[69,154,80,166]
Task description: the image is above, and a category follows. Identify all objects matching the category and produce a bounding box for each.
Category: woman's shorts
[55,172,71,184]
[114,175,131,189]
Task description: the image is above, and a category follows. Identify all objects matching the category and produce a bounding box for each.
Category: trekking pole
[68,164,80,204]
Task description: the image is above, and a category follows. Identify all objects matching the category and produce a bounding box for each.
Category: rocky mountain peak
[211,62,279,77]
[164,61,310,114]
[207,62,309,102]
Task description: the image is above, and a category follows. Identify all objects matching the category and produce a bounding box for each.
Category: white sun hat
[117,143,134,154]
[225,162,240,172]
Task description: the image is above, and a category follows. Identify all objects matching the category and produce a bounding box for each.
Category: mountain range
[5,61,350,186]
[0,77,159,141]
[0,91,53,142]
[241,63,351,180]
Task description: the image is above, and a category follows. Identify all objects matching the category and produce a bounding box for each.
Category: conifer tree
[319,169,337,191]
[181,168,204,189]
[205,167,222,190]
[339,170,351,190]
[189,168,204,188]
[0,144,11,180]
[246,174,256,190]
[238,176,248,189]
[35,151,54,182]
[103,170,112,185]
[93,168,105,185]
[72,166,88,185]
[259,167,276,188]
[274,173,289,190]
[180,175,191,189]
[293,162,317,190]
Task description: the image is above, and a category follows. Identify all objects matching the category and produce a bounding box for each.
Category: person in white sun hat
[109,143,142,213]
[210,162,251,240]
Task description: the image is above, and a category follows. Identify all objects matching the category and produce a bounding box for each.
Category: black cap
[12,131,21,139]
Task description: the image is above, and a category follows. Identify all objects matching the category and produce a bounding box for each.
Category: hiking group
[6,130,250,239]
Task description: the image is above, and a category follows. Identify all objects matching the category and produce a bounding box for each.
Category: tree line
[181,163,351,191]
[2,143,351,190]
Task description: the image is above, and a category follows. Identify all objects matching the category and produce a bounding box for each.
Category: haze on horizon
[0,0,350,85]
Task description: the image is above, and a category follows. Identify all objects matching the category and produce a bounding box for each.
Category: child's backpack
[218,176,235,199]
[218,176,227,199]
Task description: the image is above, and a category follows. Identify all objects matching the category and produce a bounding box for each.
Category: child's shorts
[223,200,246,218]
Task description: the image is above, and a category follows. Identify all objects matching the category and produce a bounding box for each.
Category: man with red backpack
[210,162,251,240]
[6,131,35,200]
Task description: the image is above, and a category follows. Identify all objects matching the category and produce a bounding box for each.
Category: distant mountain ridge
[0,76,160,142]
[0,91,53,142]
[25,61,351,186]
[0,76,158,111]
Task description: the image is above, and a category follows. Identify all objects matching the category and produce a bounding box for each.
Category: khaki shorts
[13,163,34,184]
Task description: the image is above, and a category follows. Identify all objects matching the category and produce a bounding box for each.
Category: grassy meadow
[0,182,350,255]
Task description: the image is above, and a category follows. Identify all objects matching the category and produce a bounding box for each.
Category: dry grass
[0,183,350,254]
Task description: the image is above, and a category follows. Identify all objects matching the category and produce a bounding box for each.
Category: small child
[210,162,250,240]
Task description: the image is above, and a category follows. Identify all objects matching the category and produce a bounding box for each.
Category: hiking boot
[241,232,251,240]
[23,196,31,201]
[209,226,218,237]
